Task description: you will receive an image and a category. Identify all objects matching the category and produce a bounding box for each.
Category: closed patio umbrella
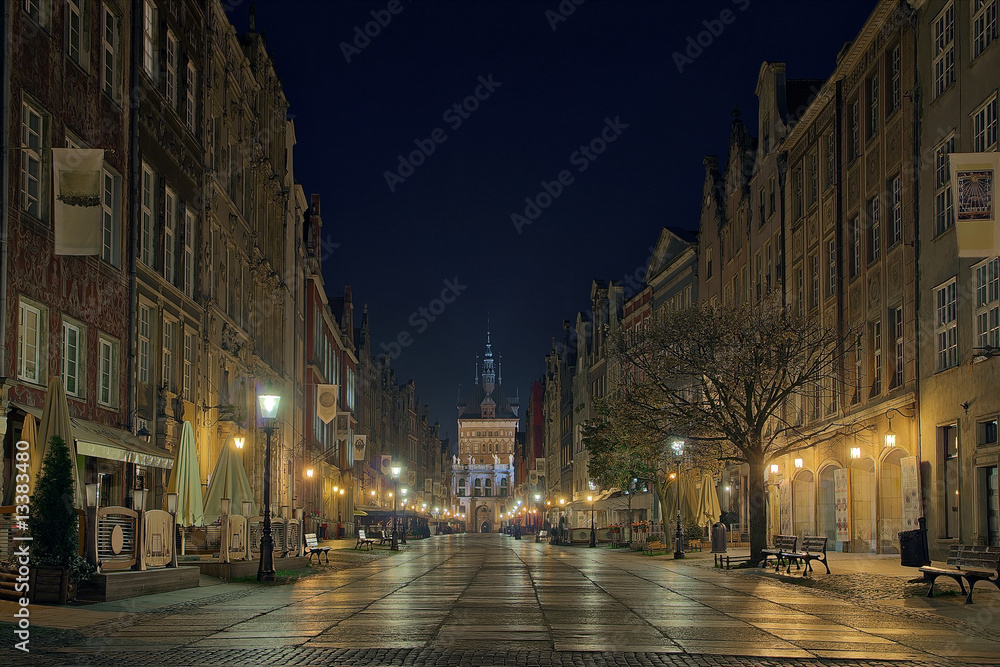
[22,413,39,486]
[165,421,204,526]
[695,471,723,528]
[203,434,257,523]
[37,377,84,509]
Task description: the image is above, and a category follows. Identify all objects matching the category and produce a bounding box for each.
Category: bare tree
[609,293,860,562]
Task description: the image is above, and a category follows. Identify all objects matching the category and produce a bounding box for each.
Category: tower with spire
[453,329,520,533]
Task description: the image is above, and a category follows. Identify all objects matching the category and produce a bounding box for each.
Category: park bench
[761,534,797,570]
[780,535,830,574]
[643,538,664,555]
[355,529,375,551]
[304,533,331,564]
[379,530,393,546]
[919,545,1000,604]
[715,554,754,569]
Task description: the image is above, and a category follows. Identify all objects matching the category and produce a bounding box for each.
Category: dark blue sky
[231,0,875,436]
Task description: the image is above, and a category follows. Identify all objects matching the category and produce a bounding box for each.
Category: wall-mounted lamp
[221,497,231,515]
[306,468,314,478]
[234,435,245,449]
[884,407,914,448]
[850,447,862,460]
[166,492,178,514]
[794,458,804,469]
[86,483,99,509]
[769,464,779,474]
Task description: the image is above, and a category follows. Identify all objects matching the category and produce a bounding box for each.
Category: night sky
[230,1,875,437]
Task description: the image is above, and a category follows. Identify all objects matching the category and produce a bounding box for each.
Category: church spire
[481,328,495,395]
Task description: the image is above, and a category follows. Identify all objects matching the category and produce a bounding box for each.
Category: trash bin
[319,523,328,540]
[336,522,344,539]
[898,517,930,567]
[711,522,728,553]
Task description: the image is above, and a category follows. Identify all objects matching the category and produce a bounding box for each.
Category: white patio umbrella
[37,377,85,509]
[165,421,204,526]
[203,434,257,523]
[695,471,723,528]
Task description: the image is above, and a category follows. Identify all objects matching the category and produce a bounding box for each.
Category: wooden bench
[780,536,830,574]
[761,534,797,569]
[919,545,1000,604]
[379,530,393,546]
[355,529,375,551]
[304,533,331,564]
[643,539,664,555]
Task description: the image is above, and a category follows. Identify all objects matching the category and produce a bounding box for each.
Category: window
[808,151,818,206]
[18,301,42,383]
[892,306,904,388]
[62,321,82,397]
[183,332,193,401]
[102,4,122,102]
[768,177,775,215]
[758,188,765,225]
[66,0,83,66]
[98,336,116,406]
[975,256,1000,349]
[870,320,882,396]
[183,209,195,298]
[754,251,762,299]
[765,242,773,290]
[889,174,902,247]
[138,304,150,384]
[810,254,819,310]
[141,163,154,265]
[867,74,879,140]
[185,62,197,132]
[936,278,959,371]
[24,0,41,21]
[484,478,492,497]
[867,196,880,263]
[828,238,837,297]
[142,0,157,77]
[850,98,860,160]
[706,246,713,279]
[21,100,45,219]
[973,0,997,60]
[941,424,959,538]
[973,94,997,152]
[162,319,175,391]
[164,187,177,284]
[934,134,956,236]
[796,267,804,316]
[457,479,466,497]
[165,31,178,108]
[888,44,901,115]
[101,168,121,266]
[853,332,863,404]
[933,3,956,98]
[825,133,835,188]
[473,479,482,495]
[850,215,861,278]
[794,167,803,219]
[980,418,999,447]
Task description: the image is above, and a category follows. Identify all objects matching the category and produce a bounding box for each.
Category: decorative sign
[380,455,392,476]
[950,153,1000,257]
[352,435,367,461]
[407,470,416,487]
[900,456,922,530]
[834,468,851,542]
[424,478,433,493]
[316,385,338,424]
[53,148,104,255]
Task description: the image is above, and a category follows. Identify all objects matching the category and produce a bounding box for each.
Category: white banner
[950,152,1000,257]
[316,385,338,424]
[900,456,922,530]
[53,148,104,255]
[407,470,416,487]
[352,435,367,462]
[380,455,392,476]
[835,468,851,542]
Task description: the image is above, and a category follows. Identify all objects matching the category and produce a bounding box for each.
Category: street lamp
[401,488,409,544]
[588,494,596,547]
[390,466,401,550]
[671,438,685,559]
[534,494,542,541]
[257,391,281,581]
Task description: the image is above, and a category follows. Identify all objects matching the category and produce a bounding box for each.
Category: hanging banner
[434,482,444,497]
[407,470,416,487]
[778,479,792,536]
[380,455,392,476]
[352,435,367,462]
[950,152,1000,257]
[900,456,922,530]
[53,148,104,255]
[424,478,433,493]
[834,468,851,542]
[316,385,338,424]
[528,471,538,486]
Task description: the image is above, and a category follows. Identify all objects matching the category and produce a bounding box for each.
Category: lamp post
[400,488,408,544]
[534,494,542,541]
[390,466,401,551]
[671,438,685,559]
[257,391,281,582]
[587,494,597,547]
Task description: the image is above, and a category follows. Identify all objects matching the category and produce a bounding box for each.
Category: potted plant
[29,435,95,603]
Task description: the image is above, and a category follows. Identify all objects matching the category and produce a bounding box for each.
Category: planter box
[29,566,75,604]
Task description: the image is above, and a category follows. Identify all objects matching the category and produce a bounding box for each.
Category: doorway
[879,449,905,554]
[982,466,998,547]
[792,470,815,539]
[818,465,837,543]
[480,521,493,533]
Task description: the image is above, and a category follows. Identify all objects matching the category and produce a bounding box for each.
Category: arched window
[484,479,493,497]
[457,479,466,497]
[473,478,482,495]
[499,478,509,497]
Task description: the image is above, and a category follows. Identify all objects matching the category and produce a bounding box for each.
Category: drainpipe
[1,0,12,377]
[127,0,142,425]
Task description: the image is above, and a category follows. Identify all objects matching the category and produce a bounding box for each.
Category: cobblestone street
[3,534,1000,666]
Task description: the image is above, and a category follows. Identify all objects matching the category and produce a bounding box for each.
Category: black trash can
[319,523,328,540]
[898,517,930,567]
[711,522,728,553]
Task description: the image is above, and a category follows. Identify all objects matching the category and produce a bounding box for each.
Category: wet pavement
[3,533,999,666]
